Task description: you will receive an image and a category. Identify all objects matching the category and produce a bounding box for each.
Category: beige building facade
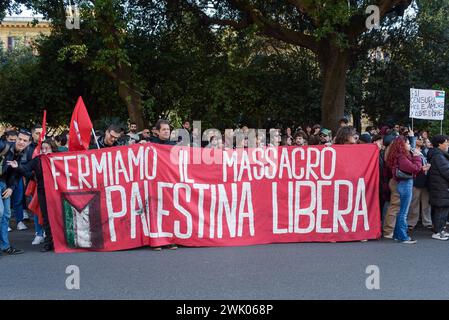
[0,17,51,51]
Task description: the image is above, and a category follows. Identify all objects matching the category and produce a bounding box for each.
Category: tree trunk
[116,65,145,130]
[352,110,361,133]
[318,47,349,134]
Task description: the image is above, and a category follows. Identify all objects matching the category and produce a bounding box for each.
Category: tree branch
[168,0,250,29]
[171,0,319,53]
[286,0,306,13]
[249,9,318,52]
[347,0,412,40]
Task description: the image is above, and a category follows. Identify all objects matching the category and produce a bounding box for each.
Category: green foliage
[348,0,449,130]
[129,13,322,129]
[94,115,127,133]
[0,44,42,127]
[0,0,447,133]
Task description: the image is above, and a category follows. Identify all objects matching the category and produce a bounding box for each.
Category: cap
[359,133,372,143]
[383,135,395,147]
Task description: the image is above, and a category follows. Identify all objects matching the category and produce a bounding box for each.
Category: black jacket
[0,140,31,190]
[428,148,449,207]
[90,135,119,149]
[17,157,44,191]
[413,152,428,189]
[149,136,177,145]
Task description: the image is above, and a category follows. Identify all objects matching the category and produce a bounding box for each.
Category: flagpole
[92,128,100,149]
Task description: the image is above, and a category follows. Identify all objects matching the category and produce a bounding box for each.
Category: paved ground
[2,222,449,300]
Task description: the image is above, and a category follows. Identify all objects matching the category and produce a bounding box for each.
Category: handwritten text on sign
[410,88,445,120]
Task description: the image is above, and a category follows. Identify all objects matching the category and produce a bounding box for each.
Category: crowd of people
[1,116,449,256]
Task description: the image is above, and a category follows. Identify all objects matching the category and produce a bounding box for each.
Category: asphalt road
[2,223,449,300]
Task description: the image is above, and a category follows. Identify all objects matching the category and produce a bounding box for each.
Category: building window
[7,36,15,51]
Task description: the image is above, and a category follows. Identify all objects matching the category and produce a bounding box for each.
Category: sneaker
[167,244,178,250]
[442,230,449,237]
[32,235,45,245]
[401,238,418,244]
[40,244,54,252]
[16,221,28,231]
[152,247,162,251]
[2,247,24,255]
[432,233,449,241]
[23,211,30,220]
[8,227,12,232]
[383,233,393,239]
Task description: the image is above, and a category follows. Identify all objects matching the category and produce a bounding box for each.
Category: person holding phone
[386,136,429,244]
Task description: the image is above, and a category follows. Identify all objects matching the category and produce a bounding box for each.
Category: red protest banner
[41,143,381,253]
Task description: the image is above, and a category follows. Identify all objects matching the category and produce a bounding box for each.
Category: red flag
[32,110,46,158]
[69,96,93,151]
[25,180,43,225]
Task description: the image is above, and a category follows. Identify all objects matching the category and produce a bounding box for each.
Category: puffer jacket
[428,147,449,207]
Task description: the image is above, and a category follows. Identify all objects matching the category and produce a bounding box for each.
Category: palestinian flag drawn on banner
[435,91,445,100]
[61,192,104,249]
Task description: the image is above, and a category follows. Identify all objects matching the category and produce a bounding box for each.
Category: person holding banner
[427,135,449,240]
[150,119,177,251]
[94,124,123,149]
[149,119,177,146]
[293,131,308,147]
[308,124,321,145]
[318,128,332,146]
[386,137,429,244]
[9,139,59,251]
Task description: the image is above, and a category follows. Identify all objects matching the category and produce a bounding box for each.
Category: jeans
[34,214,43,237]
[11,178,24,223]
[0,180,11,250]
[393,179,414,241]
[431,207,449,234]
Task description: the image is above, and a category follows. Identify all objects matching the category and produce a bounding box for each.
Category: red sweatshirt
[392,154,423,181]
